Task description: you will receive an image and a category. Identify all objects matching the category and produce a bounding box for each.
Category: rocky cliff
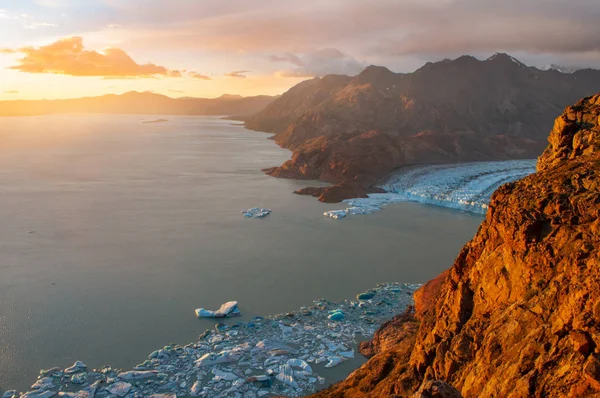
[247,55,600,202]
[309,94,600,397]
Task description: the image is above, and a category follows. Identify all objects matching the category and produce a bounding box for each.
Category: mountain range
[0,91,277,117]
[246,53,600,202]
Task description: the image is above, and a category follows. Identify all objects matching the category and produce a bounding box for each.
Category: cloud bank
[225,70,250,78]
[5,37,182,78]
[271,48,366,77]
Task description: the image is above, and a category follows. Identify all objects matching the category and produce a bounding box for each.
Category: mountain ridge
[0,91,278,117]
[246,54,600,202]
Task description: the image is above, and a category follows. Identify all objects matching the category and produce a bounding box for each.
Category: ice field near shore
[325,160,537,219]
[3,283,418,398]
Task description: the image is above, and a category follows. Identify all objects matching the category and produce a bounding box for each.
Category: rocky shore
[309,95,600,397]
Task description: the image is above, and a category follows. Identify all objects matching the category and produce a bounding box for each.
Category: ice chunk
[22,392,56,398]
[195,301,241,318]
[106,382,131,397]
[324,356,346,368]
[211,368,239,382]
[195,349,241,367]
[39,368,62,378]
[339,350,355,358]
[31,377,55,390]
[323,210,347,219]
[59,380,100,398]
[328,310,344,321]
[357,292,375,300]
[276,364,298,388]
[70,373,87,384]
[117,370,158,380]
[251,338,298,355]
[242,208,271,218]
[190,381,202,396]
[3,391,17,398]
[64,361,87,374]
[287,358,312,373]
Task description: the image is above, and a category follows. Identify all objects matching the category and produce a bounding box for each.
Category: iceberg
[242,208,271,218]
[195,301,241,318]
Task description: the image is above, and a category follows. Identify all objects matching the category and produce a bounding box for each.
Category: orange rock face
[309,95,600,397]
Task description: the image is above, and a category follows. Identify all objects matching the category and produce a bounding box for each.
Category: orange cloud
[226,70,250,78]
[189,71,211,80]
[6,37,182,78]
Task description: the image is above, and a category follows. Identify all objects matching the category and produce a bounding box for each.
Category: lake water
[0,115,482,393]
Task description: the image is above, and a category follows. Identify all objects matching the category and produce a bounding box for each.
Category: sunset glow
[1,0,599,100]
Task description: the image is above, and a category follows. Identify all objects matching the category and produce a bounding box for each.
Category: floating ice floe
[325,160,536,219]
[195,301,241,318]
[31,377,54,390]
[107,381,131,397]
[9,283,418,397]
[64,361,86,374]
[242,208,272,218]
[117,370,158,380]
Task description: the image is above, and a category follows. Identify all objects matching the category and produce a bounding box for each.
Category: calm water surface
[0,115,482,392]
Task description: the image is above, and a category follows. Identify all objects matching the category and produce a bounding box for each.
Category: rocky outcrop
[247,55,600,202]
[309,95,600,397]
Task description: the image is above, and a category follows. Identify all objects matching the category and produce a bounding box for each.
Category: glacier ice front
[325,159,536,219]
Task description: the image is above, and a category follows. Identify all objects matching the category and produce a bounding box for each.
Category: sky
[0,0,599,100]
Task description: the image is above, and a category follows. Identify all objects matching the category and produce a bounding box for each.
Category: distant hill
[245,53,600,202]
[0,91,277,117]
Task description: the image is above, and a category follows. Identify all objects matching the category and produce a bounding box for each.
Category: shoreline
[2,283,419,398]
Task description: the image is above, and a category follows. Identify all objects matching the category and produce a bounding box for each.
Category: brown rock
[584,356,600,391]
[414,380,463,398]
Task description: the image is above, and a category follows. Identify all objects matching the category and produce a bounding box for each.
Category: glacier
[324,159,537,219]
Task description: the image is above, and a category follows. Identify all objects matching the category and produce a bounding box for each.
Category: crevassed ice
[324,159,536,219]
